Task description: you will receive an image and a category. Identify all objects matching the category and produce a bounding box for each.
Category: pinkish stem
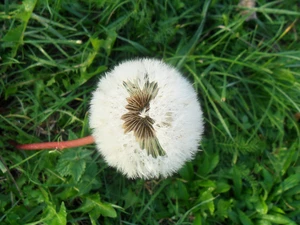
[12,135,95,150]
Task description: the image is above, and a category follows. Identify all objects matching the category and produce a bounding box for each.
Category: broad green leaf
[76,174,102,196]
[42,202,67,225]
[2,24,25,48]
[233,165,242,198]
[55,187,78,201]
[0,160,7,173]
[75,193,117,219]
[175,192,216,225]
[5,209,23,224]
[1,0,37,65]
[80,32,115,72]
[273,68,295,84]
[216,199,232,220]
[259,214,297,224]
[237,209,254,225]
[15,0,37,21]
[192,213,202,225]
[283,185,300,197]
[262,167,274,193]
[175,180,189,200]
[103,29,117,55]
[0,193,10,209]
[198,190,215,214]
[255,220,272,225]
[56,154,86,182]
[82,37,104,70]
[207,154,219,174]
[179,162,194,180]
[281,143,298,175]
[82,66,107,80]
[192,180,216,188]
[270,206,286,214]
[38,186,50,202]
[167,180,189,200]
[123,190,140,209]
[228,210,239,224]
[255,197,268,215]
[91,37,103,50]
[215,181,231,194]
[58,161,101,197]
[198,153,219,176]
[272,174,300,196]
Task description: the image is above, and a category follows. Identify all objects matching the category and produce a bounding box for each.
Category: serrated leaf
[23,186,45,206]
[216,199,232,220]
[42,202,67,225]
[75,193,117,219]
[56,149,92,182]
[57,158,86,182]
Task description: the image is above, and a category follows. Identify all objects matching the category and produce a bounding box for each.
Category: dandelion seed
[89,58,204,179]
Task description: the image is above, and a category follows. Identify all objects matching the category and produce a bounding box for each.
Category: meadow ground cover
[1,0,300,224]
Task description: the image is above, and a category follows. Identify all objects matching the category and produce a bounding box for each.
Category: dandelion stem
[11,135,95,150]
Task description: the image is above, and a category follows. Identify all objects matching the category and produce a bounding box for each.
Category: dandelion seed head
[89,58,204,179]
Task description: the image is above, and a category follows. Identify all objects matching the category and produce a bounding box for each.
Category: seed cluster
[121,76,166,158]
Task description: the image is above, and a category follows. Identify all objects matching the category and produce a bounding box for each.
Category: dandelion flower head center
[139,107,149,118]
[121,74,166,158]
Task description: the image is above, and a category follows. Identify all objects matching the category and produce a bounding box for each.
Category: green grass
[1,0,300,224]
